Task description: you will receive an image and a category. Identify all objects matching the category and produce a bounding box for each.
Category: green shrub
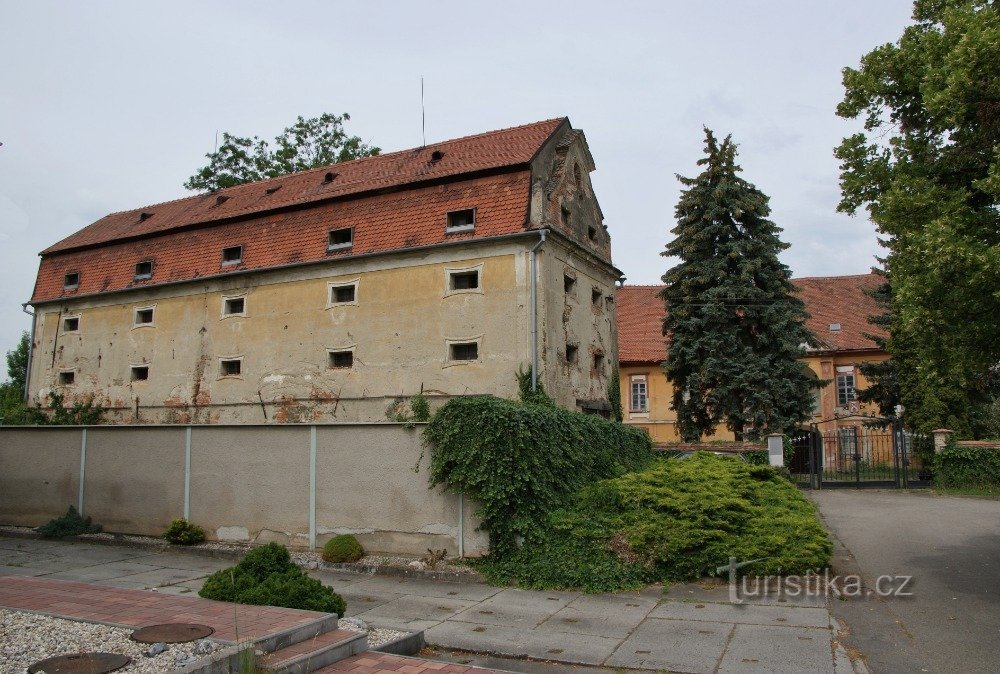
[476,453,832,592]
[933,441,1000,494]
[743,449,769,465]
[199,543,346,616]
[35,506,102,538]
[424,395,654,557]
[322,535,364,563]
[163,518,206,545]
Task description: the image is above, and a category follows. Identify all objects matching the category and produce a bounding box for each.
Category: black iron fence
[789,424,930,489]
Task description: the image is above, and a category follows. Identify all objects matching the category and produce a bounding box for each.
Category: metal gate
[788,423,930,489]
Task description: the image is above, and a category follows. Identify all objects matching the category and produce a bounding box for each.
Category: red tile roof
[32,119,569,303]
[616,274,887,364]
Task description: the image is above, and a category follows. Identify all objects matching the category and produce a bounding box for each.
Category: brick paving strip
[0,575,509,674]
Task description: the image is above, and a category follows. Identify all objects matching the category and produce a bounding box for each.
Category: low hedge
[478,453,832,592]
[200,543,345,616]
[933,442,1000,494]
[424,395,653,557]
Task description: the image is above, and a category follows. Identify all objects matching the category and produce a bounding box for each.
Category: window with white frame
[630,375,648,413]
[328,280,359,306]
[836,371,857,406]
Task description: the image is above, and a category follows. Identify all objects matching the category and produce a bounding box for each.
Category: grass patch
[475,453,832,592]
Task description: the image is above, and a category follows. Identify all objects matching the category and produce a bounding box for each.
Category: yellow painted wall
[619,351,890,442]
[30,246,530,423]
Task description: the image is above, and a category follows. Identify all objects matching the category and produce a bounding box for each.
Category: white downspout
[529,229,548,391]
[20,304,36,402]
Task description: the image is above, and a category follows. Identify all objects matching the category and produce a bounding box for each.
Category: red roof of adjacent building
[616,273,887,364]
[32,118,568,304]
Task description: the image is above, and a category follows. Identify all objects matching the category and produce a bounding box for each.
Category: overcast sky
[0,0,914,362]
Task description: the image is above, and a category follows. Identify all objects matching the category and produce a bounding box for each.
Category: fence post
[77,428,87,515]
[932,428,953,453]
[184,426,192,521]
[766,434,784,467]
[309,425,317,551]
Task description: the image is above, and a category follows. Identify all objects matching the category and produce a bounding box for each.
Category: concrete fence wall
[0,424,487,556]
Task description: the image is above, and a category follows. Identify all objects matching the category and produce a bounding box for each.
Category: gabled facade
[26,119,621,423]
[616,274,889,442]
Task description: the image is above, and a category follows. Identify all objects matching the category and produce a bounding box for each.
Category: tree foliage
[184,112,380,192]
[1,332,31,425]
[836,0,1000,437]
[856,268,902,423]
[661,129,819,441]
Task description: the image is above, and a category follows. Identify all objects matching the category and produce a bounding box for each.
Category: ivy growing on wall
[423,395,653,557]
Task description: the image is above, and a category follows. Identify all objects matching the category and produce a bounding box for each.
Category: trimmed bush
[424,395,654,557]
[477,453,832,592]
[199,543,346,616]
[933,442,1000,495]
[322,535,364,563]
[35,506,102,538]
[163,518,206,545]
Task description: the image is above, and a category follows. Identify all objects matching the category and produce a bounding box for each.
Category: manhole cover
[28,653,131,673]
[131,623,215,643]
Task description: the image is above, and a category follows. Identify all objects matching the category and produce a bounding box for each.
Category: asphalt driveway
[811,489,1000,673]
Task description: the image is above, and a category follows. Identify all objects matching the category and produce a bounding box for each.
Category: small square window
[220,359,242,376]
[564,274,576,293]
[593,352,605,371]
[329,350,354,368]
[566,344,578,364]
[561,206,571,226]
[446,209,476,232]
[587,226,597,241]
[64,272,80,289]
[134,307,154,325]
[58,371,75,385]
[131,366,149,381]
[62,316,80,332]
[134,260,153,280]
[222,245,243,265]
[223,297,245,316]
[449,271,479,290]
[328,227,354,251]
[449,342,479,361]
[331,285,356,304]
[592,288,603,306]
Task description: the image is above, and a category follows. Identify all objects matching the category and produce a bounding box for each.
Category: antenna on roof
[213,130,218,154]
[421,76,426,148]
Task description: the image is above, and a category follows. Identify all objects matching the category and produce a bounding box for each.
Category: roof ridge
[96,118,568,220]
[791,273,878,281]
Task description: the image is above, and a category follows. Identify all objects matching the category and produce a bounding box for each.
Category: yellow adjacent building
[616,275,889,443]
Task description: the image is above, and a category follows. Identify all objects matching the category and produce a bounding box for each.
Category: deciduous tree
[184,112,380,192]
[835,0,1000,437]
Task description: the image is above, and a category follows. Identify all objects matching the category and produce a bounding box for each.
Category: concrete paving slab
[425,620,621,666]
[128,552,231,572]
[450,588,579,628]
[535,593,657,639]
[145,583,201,596]
[15,557,109,573]
[605,617,732,673]
[339,588,407,617]
[0,565,49,577]
[106,566,214,587]
[43,547,147,564]
[355,595,478,628]
[41,560,165,582]
[308,569,372,587]
[650,599,831,628]
[716,623,833,674]
[360,576,502,602]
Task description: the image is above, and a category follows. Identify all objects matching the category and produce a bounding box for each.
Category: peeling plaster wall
[0,424,488,555]
[27,242,531,423]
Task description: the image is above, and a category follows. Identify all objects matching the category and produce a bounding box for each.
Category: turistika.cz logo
[717,557,913,604]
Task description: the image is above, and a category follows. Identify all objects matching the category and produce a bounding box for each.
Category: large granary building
[26,118,622,423]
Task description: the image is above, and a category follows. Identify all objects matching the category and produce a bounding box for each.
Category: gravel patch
[0,609,223,673]
[337,617,408,649]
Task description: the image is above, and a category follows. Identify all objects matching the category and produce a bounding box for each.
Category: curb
[372,629,426,656]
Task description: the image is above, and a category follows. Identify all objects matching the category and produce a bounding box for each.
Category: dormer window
[323,171,338,183]
[139,212,153,222]
[446,209,476,233]
[215,195,230,206]
[328,227,354,251]
[431,150,444,162]
[64,272,80,289]
[222,245,243,265]
[134,260,153,280]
